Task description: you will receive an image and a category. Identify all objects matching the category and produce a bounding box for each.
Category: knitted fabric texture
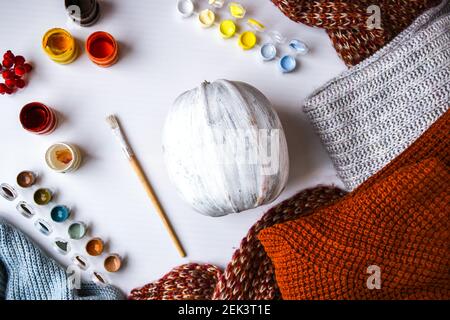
[259,111,450,300]
[272,0,437,66]
[0,220,124,300]
[129,186,346,300]
[303,0,450,191]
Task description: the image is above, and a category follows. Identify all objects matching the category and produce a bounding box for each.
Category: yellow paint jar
[42,28,78,64]
[199,9,215,28]
[238,31,257,50]
[219,20,237,38]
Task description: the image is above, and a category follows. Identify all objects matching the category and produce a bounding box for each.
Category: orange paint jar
[86,31,118,67]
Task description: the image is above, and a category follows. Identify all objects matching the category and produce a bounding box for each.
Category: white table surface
[0,0,346,295]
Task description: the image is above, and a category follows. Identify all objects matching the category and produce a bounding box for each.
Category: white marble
[0,0,346,295]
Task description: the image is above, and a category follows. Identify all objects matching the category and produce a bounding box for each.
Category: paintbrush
[106,114,186,258]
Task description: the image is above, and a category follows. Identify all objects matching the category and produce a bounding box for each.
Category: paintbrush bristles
[106,114,119,130]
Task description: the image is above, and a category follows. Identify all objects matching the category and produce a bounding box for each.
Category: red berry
[24,63,32,73]
[5,78,15,88]
[14,65,26,77]
[15,78,25,88]
[3,50,14,60]
[14,55,25,65]
[2,59,13,68]
[2,70,14,80]
[0,83,6,94]
[4,86,13,94]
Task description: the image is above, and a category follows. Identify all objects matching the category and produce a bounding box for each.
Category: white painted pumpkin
[162,80,289,217]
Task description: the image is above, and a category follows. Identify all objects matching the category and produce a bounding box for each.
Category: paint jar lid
[238,31,257,50]
[289,39,309,55]
[86,237,104,256]
[104,254,122,273]
[268,30,287,44]
[50,205,71,223]
[16,201,36,219]
[209,0,225,8]
[247,18,265,32]
[279,55,297,73]
[17,171,37,188]
[177,0,194,18]
[68,221,87,240]
[72,254,89,270]
[219,20,237,38]
[35,219,53,236]
[199,9,215,28]
[229,2,246,19]
[0,183,18,201]
[260,43,277,61]
[53,238,71,255]
[92,271,108,285]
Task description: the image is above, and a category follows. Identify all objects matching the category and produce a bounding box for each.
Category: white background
[0,0,345,295]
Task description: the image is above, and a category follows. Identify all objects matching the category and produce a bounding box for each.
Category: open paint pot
[65,0,100,27]
[86,237,104,256]
[238,31,257,50]
[16,201,36,218]
[53,238,71,255]
[42,28,78,64]
[68,222,87,240]
[177,0,194,18]
[86,31,119,67]
[0,183,18,201]
[34,188,53,206]
[45,143,82,173]
[50,205,71,223]
[279,55,297,73]
[34,218,53,236]
[199,9,215,28]
[104,254,122,273]
[20,102,58,135]
[16,171,37,188]
[219,20,237,38]
[260,43,277,61]
[72,255,89,270]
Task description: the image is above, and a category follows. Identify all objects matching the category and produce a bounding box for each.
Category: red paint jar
[20,102,58,135]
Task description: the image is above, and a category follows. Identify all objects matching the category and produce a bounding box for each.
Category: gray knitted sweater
[304,0,450,191]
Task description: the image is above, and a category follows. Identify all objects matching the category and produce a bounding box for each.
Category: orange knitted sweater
[259,111,450,300]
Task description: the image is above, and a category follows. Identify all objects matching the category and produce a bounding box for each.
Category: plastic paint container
[16,171,37,188]
[238,31,257,50]
[260,43,277,61]
[34,188,53,206]
[199,9,215,28]
[289,39,309,55]
[34,219,53,236]
[45,143,82,173]
[72,255,89,270]
[50,205,71,223]
[20,102,58,135]
[0,183,18,201]
[229,2,246,19]
[65,0,100,27]
[68,222,87,240]
[16,201,36,218]
[42,28,78,64]
[92,271,108,285]
[86,237,104,256]
[219,20,237,38]
[279,55,297,73]
[104,254,122,273]
[86,31,119,67]
[247,18,265,32]
[209,0,225,8]
[177,0,194,18]
[53,238,71,255]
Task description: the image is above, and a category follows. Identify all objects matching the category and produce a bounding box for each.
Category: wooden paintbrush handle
[129,156,186,258]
